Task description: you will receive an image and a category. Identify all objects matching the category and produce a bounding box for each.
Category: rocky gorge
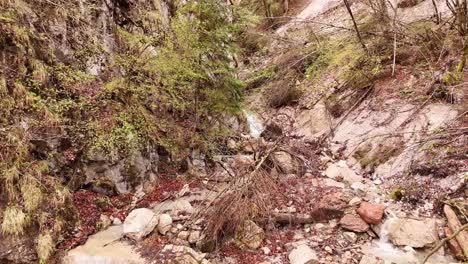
[0,0,467,264]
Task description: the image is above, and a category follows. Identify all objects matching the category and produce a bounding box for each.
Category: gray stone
[343,232,357,243]
[235,220,265,250]
[64,225,144,264]
[387,218,438,248]
[288,244,319,264]
[123,208,158,241]
[157,214,173,235]
[188,231,201,244]
[324,161,363,184]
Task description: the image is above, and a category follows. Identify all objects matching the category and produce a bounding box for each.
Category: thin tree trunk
[432,0,440,24]
[343,0,368,52]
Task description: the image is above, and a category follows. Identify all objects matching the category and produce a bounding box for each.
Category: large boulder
[340,214,369,233]
[293,102,331,140]
[123,208,158,241]
[310,192,347,221]
[153,199,195,216]
[288,244,319,264]
[387,218,438,248]
[235,220,265,250]
[63,225,145,264]
[157,214,173,235]
[272,151,303,175]
[356,202,386,225]
[84,150,158,194]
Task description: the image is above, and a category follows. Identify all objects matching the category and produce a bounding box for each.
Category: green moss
[245,67,276,89]
[389,186,406,201]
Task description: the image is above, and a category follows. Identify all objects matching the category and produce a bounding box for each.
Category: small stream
[362,214,454,264]
[243,110,264,138]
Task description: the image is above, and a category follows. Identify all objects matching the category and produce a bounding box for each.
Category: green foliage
[1,205,27,236]
[0,0,255,260]
[389,186,407,201]
[246,67,276,89]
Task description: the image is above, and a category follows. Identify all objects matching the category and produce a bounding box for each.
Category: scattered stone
[153,199,194,215]
[310,192,347,221]
[351,182,366,191]
[387,218,438,248]
[178,231,190,240]
[373,179,382,185]
[324,246,333,254]
[349,197,362,206]
[235,220,265,250]
[272,151,296,174]
[123,208,158,241]
[323,178,345,189]
[162,244,207,263]
[113,217,122,225]
[188,231,201,244]
[356,202,386,225]
[288,244,319,264]
[324,161,363,184]
[340,214,369,233]
[178,184,190,197]
[157,214,173,235]
[242,138,266,153]
[261,246,271,255]
[227,139,237,150]
[343,232,358,243]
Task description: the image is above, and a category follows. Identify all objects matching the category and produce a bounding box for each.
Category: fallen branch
[444,205,468,257]
[423,222,468,263]
[270,213,314,225]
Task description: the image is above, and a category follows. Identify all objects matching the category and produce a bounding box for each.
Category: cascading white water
[243,110,264,138]
[362,212,455,264]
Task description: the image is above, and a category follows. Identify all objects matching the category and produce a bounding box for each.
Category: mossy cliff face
[0,0,252,262]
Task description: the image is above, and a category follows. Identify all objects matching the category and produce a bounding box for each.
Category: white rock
[157,214,173,235]
[178,184,190,197]
[324,246,333,254]
[188,230,201,244]
[63,225,145,264]
[261,247,271,255]
[123,208,158,241]
[178,231,189,240]
[113,217,122,225]
[351,182,366,191]
[387,218,438,248]
[314,223,325,230]
[288,245,319,264]
[349,197,362,206]
[373,179,382,185]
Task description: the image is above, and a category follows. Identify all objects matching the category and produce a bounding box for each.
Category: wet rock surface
[387,218,438,248]
[356,203,386,225]
[123,208,158,241]
[340,214,370,233]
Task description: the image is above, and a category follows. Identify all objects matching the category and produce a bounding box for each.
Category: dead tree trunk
[343,0,368,52]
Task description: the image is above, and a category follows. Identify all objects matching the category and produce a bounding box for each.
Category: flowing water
[362,213,455,264]
[243,110,264,138]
